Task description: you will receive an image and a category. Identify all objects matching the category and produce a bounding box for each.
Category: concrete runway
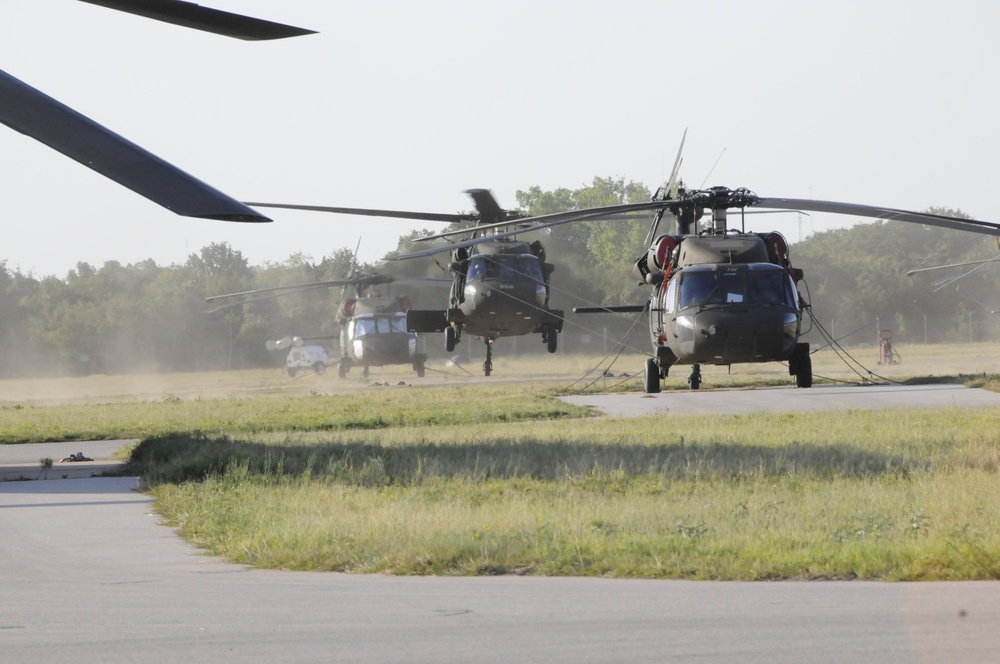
[2,475,999,664]
[559,383,1000,417]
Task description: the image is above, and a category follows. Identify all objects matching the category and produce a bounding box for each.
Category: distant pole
[924,314,927,344]
[970,312,974,343]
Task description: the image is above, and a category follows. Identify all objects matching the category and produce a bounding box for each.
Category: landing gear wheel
[362,366,370,378]
[337,361,348,378]
[414,358,426,378]
[643,357,661,394]
[547,328,558,353]
[688,364,702,390]
[445,326,456,352]
[793,343,813,388]
[483,339,494,377]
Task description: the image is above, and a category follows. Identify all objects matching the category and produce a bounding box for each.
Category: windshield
[353,313,409,337]
[467,255,543,282]
[679,267,794,309]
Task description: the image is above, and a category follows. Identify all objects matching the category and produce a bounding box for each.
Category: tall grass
[140,407,1000,579]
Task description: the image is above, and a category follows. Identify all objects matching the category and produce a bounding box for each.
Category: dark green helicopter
[580,179,1000,393]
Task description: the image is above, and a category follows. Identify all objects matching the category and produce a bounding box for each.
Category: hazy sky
[2,0,999,277]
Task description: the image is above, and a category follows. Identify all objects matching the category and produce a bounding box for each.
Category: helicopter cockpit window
[663,275,678,314]
[747,265,796,307]
[467,257,487,280]
[354,317,376,337]
[518,256,544,282]
[679,272,722,309]
[389,313,408,333]
[719,272,746,303]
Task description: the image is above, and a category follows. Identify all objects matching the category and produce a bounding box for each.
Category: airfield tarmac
[3,385,1000,662]
[559,382,1000,417]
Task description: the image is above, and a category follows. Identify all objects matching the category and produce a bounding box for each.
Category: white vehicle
[285,343,329,377]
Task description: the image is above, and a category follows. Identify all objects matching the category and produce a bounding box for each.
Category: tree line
[2,177,997,377]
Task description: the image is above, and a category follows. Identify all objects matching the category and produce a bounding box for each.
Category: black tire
[414,359,425,378]
[796,352,813,388]
[446,326,456,352]
[643,357,661,394]
[547,329,558,353]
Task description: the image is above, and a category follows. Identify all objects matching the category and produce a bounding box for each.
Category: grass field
[3,344,1000,580]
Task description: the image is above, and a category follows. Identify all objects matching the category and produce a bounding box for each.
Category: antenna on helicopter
[699,148,727,190]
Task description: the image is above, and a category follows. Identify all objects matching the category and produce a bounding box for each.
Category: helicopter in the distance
[206,271,434,378]
[1,1,314,224]
[246,189,565,376]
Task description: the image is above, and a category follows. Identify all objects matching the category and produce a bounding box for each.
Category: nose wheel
[688,364,701,390]
[483,339,494,376]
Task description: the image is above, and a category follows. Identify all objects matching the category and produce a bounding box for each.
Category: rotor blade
[206,276,395,303]
[753,198,1000,237]
[573,304,647,314]
[0,69,269,222]
[906,258,1000,276]
[414,202,666,242]
[243,202,470,224]
[78,0,316,40]
[465,188,509,224]
[394,202,666,259]
[664,128,687,196]
[205,289,308,313]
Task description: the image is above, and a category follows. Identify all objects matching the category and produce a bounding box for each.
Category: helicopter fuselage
[406,237,564,376]
[449,245,563,340]
[647,233,803,367]
[576,228,812,392]
[337,295,427,377]
[652,261,801,366]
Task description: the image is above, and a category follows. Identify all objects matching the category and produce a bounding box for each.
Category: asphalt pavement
[559,383,1000,417]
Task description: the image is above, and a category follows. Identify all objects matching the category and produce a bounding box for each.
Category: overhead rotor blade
[0,69,270,222]
[465,188,511,224]
[206,275,395,303]
[205,289,308,313]
[906,258,1000,277]
[753,198,1000,237]
[664,128,686,197]
[243,202,470,224]
[573,304,648,314]
[78,0,316,40]
[393,201,667,260]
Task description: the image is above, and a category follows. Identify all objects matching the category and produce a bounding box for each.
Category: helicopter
[567,179,1000,392]
[206,271,438,379]
[245,189,565,376]
[0,1,314,223]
